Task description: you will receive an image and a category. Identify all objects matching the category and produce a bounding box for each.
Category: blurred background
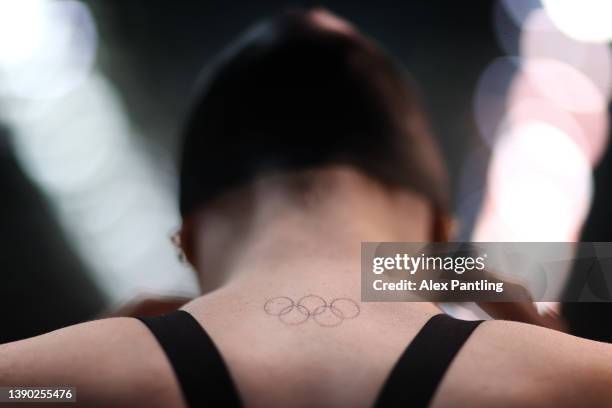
[0,0,610,343]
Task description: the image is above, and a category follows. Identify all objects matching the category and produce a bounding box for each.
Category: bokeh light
[1,0,199,303]
[477,121,592,241]
[518,58,606,114]
[471,1,611,245]
[541,0,612,43]
[520,8,612,100]
[0,0,97,99]
[473,57,518,147]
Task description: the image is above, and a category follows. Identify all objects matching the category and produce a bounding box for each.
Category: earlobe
[431,207,454,242]
[176,220,196,265]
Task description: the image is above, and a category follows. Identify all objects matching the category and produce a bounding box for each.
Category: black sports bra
[137,311,483,408]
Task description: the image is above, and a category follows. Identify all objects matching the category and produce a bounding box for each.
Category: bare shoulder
[432,319,612,407]
[0,317,183,407]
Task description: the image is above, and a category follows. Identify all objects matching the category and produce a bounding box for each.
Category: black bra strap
[374,314,484,408]
[136,310,242,408]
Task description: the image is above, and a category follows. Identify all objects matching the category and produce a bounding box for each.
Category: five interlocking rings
[264,295,360,327]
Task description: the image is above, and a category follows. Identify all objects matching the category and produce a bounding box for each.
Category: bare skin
[1,166,611,407]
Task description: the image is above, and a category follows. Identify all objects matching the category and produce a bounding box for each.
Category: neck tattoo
[263,294,360,327]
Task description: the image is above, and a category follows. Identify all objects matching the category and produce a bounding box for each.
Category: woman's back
[180,289,442,408]
[145,294,612,407]
[4,284,610,407]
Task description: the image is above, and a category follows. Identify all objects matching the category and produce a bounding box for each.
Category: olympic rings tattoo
[263,295,360,327]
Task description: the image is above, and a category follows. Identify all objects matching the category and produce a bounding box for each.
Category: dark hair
[179,10,448,217]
